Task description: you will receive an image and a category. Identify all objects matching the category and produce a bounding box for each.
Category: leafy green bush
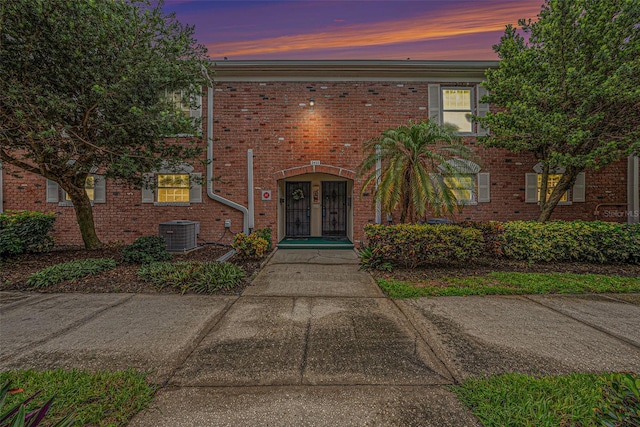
[26,258,117,288]
[137,261,245,293]
[252,227,272,251]
[500,220,637,264]
[363,223,483,268]
[458,220,505,257]
[121,235,172,264]
[0,211,55,258]
[625,223,640,264]
[597,372,640,426]
[232,232,269,259]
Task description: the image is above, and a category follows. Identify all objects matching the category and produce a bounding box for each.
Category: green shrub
[363,223,483,268]
[26,258,117,288]
[121,235,172,264]
[625,223,640,264]
[458,220,505,257]
[500,220,637,264]
[137,261,245,293]
[0,210,55,258]
[252,227,272,251]
[597,372,640,426]
[232,232,269,259]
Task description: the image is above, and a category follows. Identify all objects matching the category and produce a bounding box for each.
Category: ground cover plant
[0,369,155,427]
[377,272,640,299]
[0,244,264,294]
[26,258,117,289]
[137,260,245,294]
[453,372,640,427]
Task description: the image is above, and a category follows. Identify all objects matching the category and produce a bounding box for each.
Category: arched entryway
[274,165,355,247]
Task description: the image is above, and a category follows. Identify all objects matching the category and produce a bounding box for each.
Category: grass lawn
[377,272,640,298]
[0,369,155,426]
[452,372,637,427]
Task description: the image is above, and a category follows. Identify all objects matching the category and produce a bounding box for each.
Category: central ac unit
[159,220,199,252]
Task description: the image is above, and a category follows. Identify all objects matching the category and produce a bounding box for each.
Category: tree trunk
[64,182,103,249]
[537,168,581,222]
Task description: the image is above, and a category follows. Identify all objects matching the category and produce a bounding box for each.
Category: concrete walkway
[1,249,639,426]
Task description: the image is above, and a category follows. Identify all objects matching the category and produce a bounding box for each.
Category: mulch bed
[2,246,638,295]
[0,245,266,295]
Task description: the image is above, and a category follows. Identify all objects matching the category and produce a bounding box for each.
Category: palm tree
[358,119,473,223]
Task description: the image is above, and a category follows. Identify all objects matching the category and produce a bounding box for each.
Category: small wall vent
[159,220,199,252]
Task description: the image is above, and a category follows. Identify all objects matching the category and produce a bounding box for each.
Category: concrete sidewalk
[1,249,639,426]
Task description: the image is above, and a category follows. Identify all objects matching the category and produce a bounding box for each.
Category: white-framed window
[442,88,473,133]
[165,89,202,136]
[537,174,568,203]
[525,164,585,204]
[46,175,106,206]
[141,163,202,205]
[428,84,490,135]
[436,159,490,205]
[444,175,475,205]
[157,174,190,203]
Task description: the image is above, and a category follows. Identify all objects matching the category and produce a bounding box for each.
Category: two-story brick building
[1,60,638,248]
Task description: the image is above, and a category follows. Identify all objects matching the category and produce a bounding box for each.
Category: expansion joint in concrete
[522,295,640,351]
[0,294,135,364]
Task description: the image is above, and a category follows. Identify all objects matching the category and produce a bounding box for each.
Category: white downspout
[375,146,382,224]
[247,149,255,230]
[207,87,250,234]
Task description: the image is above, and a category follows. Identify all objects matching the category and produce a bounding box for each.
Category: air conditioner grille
[159,220,199,252]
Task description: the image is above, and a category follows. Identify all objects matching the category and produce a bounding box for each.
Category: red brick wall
[1,79,630,246]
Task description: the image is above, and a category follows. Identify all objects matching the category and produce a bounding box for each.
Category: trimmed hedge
[363,223,483,268]
[458,220,504,257]
[0,210,55,258]
[361,220,639,269]
[500,221,639,264]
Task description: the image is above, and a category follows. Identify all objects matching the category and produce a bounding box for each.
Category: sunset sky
[161,0,544,60]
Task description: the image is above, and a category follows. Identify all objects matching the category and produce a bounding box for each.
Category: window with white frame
[444,175,475,204]
[141,163,202,205]
[46,175,106,205]
[428,84,489,135]
[165,89,202,136]
[157,174,190,203]
[442,88,473,133]
[537,174,568,203]
[525,164,585,204]
[436,159,490,205]
[64,176,96,202]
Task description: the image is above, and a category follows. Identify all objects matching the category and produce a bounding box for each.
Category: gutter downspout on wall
[629,155,639,224]
[247,149,254,229]
[207,87,251,235]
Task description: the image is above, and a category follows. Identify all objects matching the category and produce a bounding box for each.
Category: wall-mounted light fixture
[309,98,315,107]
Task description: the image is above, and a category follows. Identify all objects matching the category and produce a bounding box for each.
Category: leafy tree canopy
[0,0,212,248]
[476,0,640,221]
